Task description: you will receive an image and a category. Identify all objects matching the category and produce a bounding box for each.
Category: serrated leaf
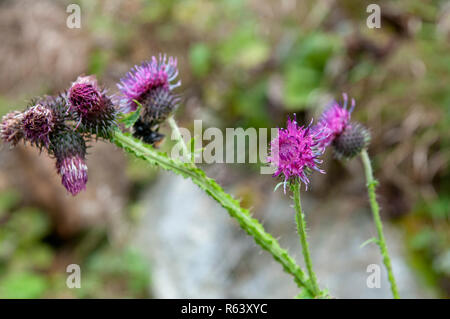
[119,101,142,128]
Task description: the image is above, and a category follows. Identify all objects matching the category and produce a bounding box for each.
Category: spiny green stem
[292,181,321,296]
[112,130,321,297]
[360,149,400,299]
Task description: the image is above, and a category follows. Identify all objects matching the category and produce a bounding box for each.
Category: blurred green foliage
[0,189,150,298]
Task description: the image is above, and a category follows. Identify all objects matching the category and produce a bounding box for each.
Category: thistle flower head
[50,129,88,196]
[140,86,181,125]
[56,155,88,196]
[1,111,24,146]
[68,75,117,139]
[116,54,180,113]
[36,94,72,124]
[22,104,55,147]
[333,122,371,160]
[68,75,104,116]
[315,93,354,149]
[268,116,330,191]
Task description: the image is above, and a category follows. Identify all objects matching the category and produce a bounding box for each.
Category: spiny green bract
[333,122,370,160]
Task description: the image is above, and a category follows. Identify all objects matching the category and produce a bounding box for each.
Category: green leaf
[0,272,48,298]
[283,65,320,110]
[189,43,212,78]
[0,189,21,216]
[119,101,142,128]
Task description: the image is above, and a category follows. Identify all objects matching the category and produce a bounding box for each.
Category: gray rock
[134,172,433,298]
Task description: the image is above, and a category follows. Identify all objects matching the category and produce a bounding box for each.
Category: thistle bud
[68,75,103,116]
[333,122,371,160]
[68,75,117,139]
[22,104,55,148]
[1,111,24,146]
[56,155,88,196]
[50,129,88,195]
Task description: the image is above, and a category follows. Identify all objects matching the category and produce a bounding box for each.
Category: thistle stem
[360,149,400,299]
[113,130,322,297]
[292,180,321,296]
[167,116,192,165]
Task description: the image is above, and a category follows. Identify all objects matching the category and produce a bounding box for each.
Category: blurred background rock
[0,0,448,298]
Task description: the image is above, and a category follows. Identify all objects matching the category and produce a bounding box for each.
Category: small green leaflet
[295,289,314,299]
[119,100,142,128]
[273,181,285,192]
[360,237,379,248]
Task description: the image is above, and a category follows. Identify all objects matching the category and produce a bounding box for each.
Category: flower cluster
[116,54,181,145]
[1,54,181,195]
[314,93,370,159]
[269,94,371,191]
[0,75,117,195]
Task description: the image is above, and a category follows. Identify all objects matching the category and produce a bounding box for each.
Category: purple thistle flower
[268,116,330,191]
[56,155,88,196]
[22,104,55,147]
[68,75,117,138]
[68,75,104,116]
[49,129,88,196]
[116,54,180,113]
[1,111,24,146]
[315,93,355,149]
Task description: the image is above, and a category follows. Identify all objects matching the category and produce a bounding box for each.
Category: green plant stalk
[360,149,400,299]
[292,180,321,296]
[112,130,320,297]
[167,116,192,165]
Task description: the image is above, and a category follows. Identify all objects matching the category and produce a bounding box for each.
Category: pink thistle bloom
[68,75,105,116]
[50,129,88,196]
[56,155,88,196]
[68,75,117,138]
[1,111,24,146]
[268,116,330,191]
[315,93,355,149]
[22,104,55,147]
[116,54,180,113]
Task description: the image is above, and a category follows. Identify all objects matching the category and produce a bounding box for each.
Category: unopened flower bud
[68,76,103,116]
[333,122,371,160]
[1,111,24,146]
[22,104,55,148]
[68,75,117,139]
[56,155,88,196]
[50,129,88,195]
